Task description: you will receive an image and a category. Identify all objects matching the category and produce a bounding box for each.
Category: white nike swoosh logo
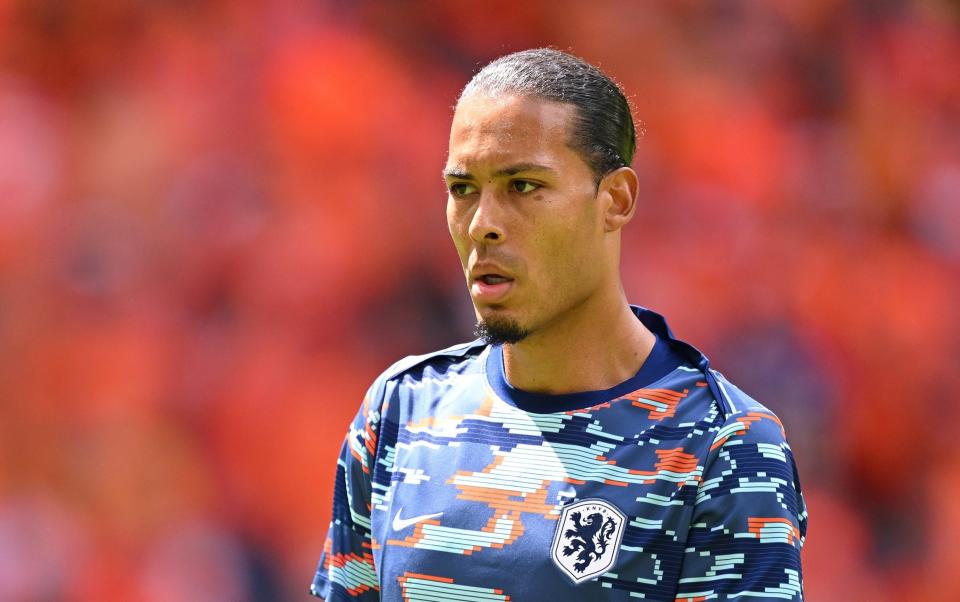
[392,507,443,531]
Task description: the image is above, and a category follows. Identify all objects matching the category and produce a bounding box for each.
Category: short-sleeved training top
[311,306,807,601]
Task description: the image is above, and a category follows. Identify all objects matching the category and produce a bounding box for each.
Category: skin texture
[444,93,656,395]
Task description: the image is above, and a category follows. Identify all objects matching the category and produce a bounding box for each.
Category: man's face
[444,94,609,343]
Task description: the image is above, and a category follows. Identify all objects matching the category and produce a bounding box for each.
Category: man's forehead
[444,146,561,178]
[446,94,575,172]
[450,94,573,140]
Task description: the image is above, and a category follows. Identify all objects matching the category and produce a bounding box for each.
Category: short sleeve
[675,408,808,601]
[310,384,384,600]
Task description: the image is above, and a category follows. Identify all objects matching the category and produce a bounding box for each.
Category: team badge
[551,498,626,583]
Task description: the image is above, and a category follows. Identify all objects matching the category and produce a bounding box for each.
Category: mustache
[468,251,521,270]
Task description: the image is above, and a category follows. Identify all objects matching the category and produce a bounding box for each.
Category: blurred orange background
[1,0,958,600]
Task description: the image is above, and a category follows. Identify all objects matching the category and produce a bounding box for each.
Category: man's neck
[501,288,656,395]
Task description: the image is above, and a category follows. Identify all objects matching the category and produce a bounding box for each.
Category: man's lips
[471,277,514,302]
[469,267,515,303]
[476,274,512,285]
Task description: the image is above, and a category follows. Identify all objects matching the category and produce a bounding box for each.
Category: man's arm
[675,407,808,601]
[310,388,383,600]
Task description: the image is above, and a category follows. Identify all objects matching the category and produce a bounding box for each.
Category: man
[311,48,807,601]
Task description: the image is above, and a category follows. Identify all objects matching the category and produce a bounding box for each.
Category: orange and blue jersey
[311,306,807,601]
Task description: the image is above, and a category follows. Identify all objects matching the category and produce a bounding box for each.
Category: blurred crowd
[0,0,958,600]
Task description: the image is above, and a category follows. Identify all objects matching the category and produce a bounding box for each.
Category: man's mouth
[478,274,512,285]
[471,273,515,302]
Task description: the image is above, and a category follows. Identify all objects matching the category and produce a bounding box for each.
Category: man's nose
[468,188,505,243]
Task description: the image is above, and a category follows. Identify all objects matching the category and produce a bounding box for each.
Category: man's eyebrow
[442,163,556,179]
[494,163,556,177]
[442,168,472,180]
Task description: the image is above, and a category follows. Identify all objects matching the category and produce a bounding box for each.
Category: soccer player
[310,48,807,601]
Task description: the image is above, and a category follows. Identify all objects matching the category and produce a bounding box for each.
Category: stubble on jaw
[475,316,529,345]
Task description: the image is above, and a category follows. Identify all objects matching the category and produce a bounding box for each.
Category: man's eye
[449,182,478,197]
[511,180,539,193]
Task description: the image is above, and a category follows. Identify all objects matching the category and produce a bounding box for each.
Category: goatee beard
[475,318,529,345]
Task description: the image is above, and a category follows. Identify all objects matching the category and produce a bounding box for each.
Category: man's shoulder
[355,340,488,419]
[707,369,794,446]
[381,339,487,380]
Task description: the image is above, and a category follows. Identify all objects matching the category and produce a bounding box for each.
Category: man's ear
[599,167,639,232]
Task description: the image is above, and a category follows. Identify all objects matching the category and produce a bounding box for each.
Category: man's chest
[367,396,714,601]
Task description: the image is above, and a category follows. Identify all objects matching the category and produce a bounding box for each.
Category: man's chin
[474,315,529,346]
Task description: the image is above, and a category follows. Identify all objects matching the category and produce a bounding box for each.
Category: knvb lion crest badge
[551,498,626,583]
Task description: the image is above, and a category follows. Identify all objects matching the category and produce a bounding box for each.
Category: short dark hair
[460,48,637,180]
